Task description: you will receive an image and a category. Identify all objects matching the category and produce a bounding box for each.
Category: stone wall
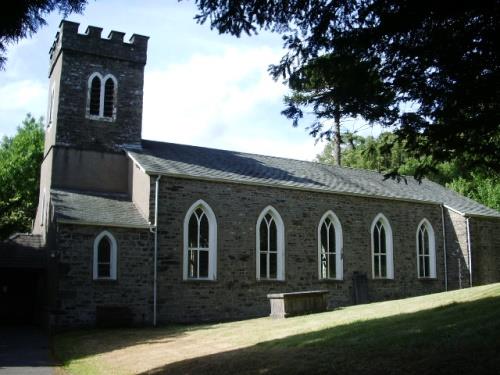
[470,217,500,285]
[53,224,153,328]
[154,176,446,323]
[48,20,148,152]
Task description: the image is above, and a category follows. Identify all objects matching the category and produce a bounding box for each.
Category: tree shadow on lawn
[141,296,500,375]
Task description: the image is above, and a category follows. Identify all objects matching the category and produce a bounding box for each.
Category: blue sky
[0,0,381,161]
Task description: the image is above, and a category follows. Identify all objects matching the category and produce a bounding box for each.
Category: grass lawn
[53,283,500,374]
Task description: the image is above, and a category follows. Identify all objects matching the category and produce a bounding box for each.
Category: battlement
[49,20,149,75]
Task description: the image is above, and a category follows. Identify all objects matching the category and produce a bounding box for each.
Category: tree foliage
[0,0,87,69]
[282,51,398,165]
[191,0,500,174]
[0,115,45,239]
[316,132,500,210]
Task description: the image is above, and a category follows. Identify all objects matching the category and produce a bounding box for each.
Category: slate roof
[126,140,500,219]
[51,189,150,228]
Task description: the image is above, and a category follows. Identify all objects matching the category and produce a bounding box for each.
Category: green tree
[282,52,397,166]
[191,0,500,174]
[0,115,45,239]
[0,0,87,69]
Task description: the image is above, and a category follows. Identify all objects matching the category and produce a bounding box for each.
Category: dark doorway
[0,268,44,326]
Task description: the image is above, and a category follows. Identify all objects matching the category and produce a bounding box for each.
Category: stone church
[1,21,499,329]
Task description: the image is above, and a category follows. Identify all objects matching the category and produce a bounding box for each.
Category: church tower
[34,21,149,235]
[45,20,148,152]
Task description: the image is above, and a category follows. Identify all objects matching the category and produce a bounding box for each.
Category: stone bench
[267,290,329,318]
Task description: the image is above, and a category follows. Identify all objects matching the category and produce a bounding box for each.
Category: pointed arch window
[93,231,117,280]
[417,219,437,278]
[256,206,285,280]
[318,211,343,280]
[371,214,394,279]
[86,73,117,121]
[183,200,217,280]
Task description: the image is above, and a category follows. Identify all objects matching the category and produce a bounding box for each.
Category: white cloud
[0,80,46,137]
[142,46,287,147]
[0,80,46,111]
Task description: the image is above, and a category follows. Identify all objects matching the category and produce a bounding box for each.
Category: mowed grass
[53,283,500,375]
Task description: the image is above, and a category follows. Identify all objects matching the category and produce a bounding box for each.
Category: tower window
[89,76,101,116]
[86,73,117,121]
[103,78,115,117]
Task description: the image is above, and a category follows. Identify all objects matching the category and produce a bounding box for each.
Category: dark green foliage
[191,0,500,174]
[282,52,398,165]
[0,0,87,68]
[0,115,45,239]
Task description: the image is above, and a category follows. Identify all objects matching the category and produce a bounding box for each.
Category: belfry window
[103,78,115,117]
[87,73,117,120]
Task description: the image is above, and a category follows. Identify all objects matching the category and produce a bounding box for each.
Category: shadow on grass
[140,296,500,375]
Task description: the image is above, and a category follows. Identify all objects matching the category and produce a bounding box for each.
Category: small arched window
[256,206,285,280]
[87,73,117,120]
[183,200,217,280]
[93,231,117,280]
[89,75,101,116]
[371,213,394,279]
[318,211,343,280]
[417,219,437,278]
[103,77,115,117]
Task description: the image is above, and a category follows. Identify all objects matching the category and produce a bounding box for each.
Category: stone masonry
[154,176,445,323]
[54,225,153,328]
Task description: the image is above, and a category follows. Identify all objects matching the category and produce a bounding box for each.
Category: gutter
[466,217,472,287]
[152,175,162,326]
[440,205,448,291]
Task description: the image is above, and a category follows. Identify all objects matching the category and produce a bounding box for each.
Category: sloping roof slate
[51,189,150,228]
[126,140,500,219]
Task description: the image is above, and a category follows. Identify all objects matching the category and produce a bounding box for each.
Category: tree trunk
[333,112,341,166]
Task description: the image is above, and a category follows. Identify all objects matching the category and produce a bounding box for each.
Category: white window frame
[416,218,437,279]
[256,206,285,281]
[370,213,394,279]
[93,230,118,280]
[318,210,343,280]
[86,72,118,121]
[183,199,217,281]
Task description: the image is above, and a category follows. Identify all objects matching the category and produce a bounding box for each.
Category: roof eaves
[57,218,151,229]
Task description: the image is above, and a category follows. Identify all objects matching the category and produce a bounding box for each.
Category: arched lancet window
[89,74,102,116]
[318,211,343,280]
[93,231,117,280]
[417,219,436,278]
[371,213,394,279]
[256,206,285,280]
[87,73,117,120]
[183,200,217,280]
[103,77,115,117]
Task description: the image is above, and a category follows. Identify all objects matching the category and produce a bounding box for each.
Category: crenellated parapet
[49,20,149,75]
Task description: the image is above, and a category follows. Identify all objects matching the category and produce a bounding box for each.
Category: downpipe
[151,175,162,326]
